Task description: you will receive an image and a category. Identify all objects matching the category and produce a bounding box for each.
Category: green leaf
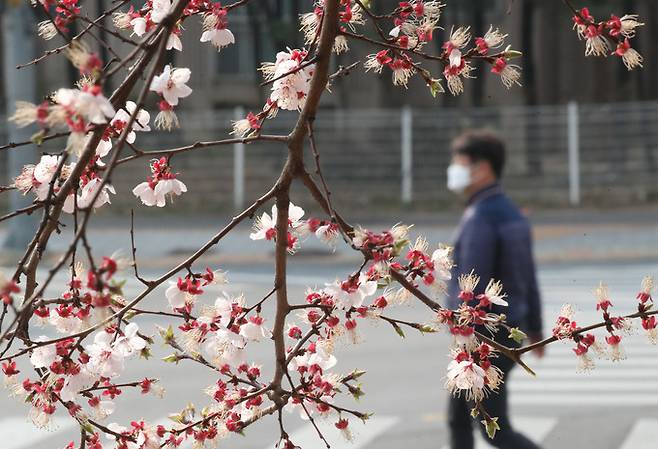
[392,322,405,338]
[140,347,152,360]
[351,369,367,379]
[518,358,537,377]
[508,327,527,344]
[349,384,365,401]
[504,50,523,59]
[81,422,95,434]
[482,417,500,439]
[392,238,410,257]
[168,413,183,424]
[359,413,373,424]
[162,353,180,364]
[470,407,479,418]
[30,130,46,146]
[418,324,437,334]
[158,325,176,344]
[428,79,444,97]
[109,279,126,295]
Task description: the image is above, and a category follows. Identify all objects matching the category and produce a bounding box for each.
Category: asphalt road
[1,259,657,449]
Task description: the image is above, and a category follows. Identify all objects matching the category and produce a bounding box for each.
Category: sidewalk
[2,207,656,270]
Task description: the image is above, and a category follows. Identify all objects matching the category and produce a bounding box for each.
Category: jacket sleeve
[456,213,497,296]
[523,227,543,335]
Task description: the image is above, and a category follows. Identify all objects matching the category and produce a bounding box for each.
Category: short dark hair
[451,130,506,178]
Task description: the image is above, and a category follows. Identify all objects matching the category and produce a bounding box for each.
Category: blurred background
[0,1,657,449]
[3,0,658,213]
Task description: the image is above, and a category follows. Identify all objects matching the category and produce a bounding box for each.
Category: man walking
[445,130,544,449]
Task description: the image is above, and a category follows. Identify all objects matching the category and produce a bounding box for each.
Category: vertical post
[567,101,580,206]
[2,1,38,250]
[233,106,245,210]
[401,105,413,205]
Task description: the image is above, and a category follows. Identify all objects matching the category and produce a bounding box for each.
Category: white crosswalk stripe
[4,416,76,449]
[619,419,658,449]
[508,309,658,408]
[261,416,400,449]
[438,416,557,449]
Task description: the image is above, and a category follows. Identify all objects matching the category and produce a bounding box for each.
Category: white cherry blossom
[250,203,306,240]
[149,65,193,106]
[130,17,147,36]
[54,87,115,125]
[85,330,126,378]
[114,322,147,356]
[323,273,378,310]
[29,337,57,369]
[239,316,272,342]
[77,178,115,210]
[111,101,151,143]
[446,358,487,401]
[150,0,173,24]
[200,28,235,51]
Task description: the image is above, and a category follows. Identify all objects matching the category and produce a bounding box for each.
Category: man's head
[447,129,505,197]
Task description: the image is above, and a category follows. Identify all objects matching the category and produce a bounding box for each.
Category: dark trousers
[447,337,542,449]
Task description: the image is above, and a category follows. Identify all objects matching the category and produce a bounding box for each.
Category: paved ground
[2,206,655,270]
[0,207,657,449]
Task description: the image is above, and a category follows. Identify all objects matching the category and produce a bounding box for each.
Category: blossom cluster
[112,0,237,54]
[300,0,365,54]
[1,256,160,431]
[13,154,114,214]
[552,277,655,371]
[35,0,81,40]
[572,8,644,69]
[132,157,187,207]
[4,1,654,448]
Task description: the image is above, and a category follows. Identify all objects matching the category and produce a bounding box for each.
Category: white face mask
[446,163,471,193]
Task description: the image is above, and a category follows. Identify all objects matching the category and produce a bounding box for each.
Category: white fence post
[567,101,581,206]
[401,105,413,204]
[233,106,245,210]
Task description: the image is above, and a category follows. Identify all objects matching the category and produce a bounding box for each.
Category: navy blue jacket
[447,183,543,335]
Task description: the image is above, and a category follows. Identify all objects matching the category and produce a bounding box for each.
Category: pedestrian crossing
[260,415,400,449]
[619,419,658,449]
[1,416,76,449]
[508,310,658,408]
[438,416,557,449]
[3,413,657,449]
[436,417,658,449]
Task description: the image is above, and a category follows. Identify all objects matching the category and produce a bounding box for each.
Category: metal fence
[2,101,658,214]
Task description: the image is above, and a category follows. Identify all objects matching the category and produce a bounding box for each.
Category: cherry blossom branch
[17,1,132,69]
[517,307,658,355]
[306,119,337,225]
[14,1,192,329]
[0,130,72,152]
[259,56,319,87]
[285,371,331,449]
[116,134,288,165]
[0,185,278,356]
[353,0,394,42]
[0,203,42,224]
